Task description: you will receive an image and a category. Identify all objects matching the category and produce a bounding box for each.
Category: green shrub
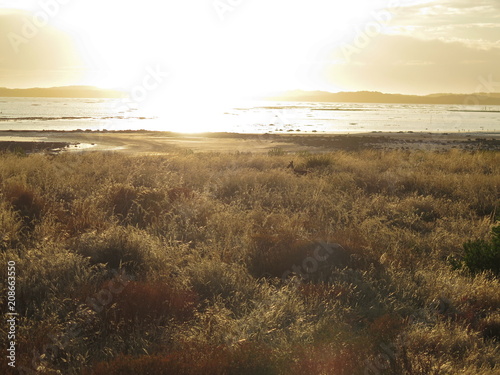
[456,225,500,275]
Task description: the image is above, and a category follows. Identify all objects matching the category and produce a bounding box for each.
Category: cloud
[0,13,81,68]
[407,0,500,13]
[373,0,500,55]
[326,35,500,94]
[396,0,500,25]
[0,12,85,87]
[439,0,500,10]
[340,34,499,66]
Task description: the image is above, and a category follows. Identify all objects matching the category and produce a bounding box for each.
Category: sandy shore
[1,130,499,154]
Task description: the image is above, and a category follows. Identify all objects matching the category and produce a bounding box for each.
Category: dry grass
[0,149,498,374]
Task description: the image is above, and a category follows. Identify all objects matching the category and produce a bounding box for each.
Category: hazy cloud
[1,0,498,94]
[438,0,500,9]
[325,0,499,58]
[327,35,500,94]
[0,12,84,87]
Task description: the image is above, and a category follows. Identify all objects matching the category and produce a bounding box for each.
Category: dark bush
[247,233,311,278]
[305,155,333,169]
[86,343,277,375]
[456,225,500,275]
[102,281,199,327]
[3,182,44,228]
[75,227,151,273]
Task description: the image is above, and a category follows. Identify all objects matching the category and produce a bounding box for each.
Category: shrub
[63,197,108,235]
[367,313,404,342]
[167,187,194,202]
[455,225,500,275]
[105,184,162,224]
[87,343,278,375]
[0,201,22,249]
[2,243,98,317]
[478,312,500,341]
[87,354,182,375]
[305,154,333,169]
[107,184,139,218]
[187,260,257,315]
[247,233,312,278]
[290,344,363,375]
[3,182,45,229]
[102,281,198,327]
[1,318,63,373]
[74,226,158,274]
[227,342,279,375]
[268,148,286,156]
[392,321,498,374]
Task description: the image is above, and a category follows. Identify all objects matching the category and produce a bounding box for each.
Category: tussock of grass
[2,243,102,318]
[86,342,280,375]
[305,154,334,170]
[0,200,22,250]
[75,226,159,274]
[3,181,45,229]
[0,149,498,374]
[102,281,199,327]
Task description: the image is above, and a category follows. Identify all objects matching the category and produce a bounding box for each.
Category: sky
[0,0,499,100]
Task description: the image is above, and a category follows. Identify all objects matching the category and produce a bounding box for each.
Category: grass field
[1,148,499,374]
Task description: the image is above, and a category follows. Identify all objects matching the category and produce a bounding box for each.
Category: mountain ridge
[0,86,125,98]
[1,86,500,104]
[267,90,500,105]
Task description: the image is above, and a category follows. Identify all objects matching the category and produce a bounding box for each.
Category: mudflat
[1,130,499,154]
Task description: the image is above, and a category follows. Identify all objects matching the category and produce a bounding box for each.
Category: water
[0,97,499,134]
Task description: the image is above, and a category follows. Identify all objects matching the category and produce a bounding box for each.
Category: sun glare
[0,0,401,131]
[5,0,398,128]
[59,1,383,95]
[62,0,387,132]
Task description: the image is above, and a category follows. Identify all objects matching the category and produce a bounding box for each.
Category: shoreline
[1,130,499,154]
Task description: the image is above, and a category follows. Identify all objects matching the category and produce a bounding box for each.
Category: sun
[62,1,381,88]
[12,0,392,130]
[66,1,385,130]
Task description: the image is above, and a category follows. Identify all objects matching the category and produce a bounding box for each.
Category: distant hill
[267,90,500,105]
[0,86,125,98]
[3,86,500,104]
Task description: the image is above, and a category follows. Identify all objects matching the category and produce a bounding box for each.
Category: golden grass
[0,149,498,374]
